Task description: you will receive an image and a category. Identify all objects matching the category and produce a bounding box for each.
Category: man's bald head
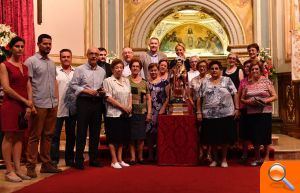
[122,47,133,63]
[87,47,100,66]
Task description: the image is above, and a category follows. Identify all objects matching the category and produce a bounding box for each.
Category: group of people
[0,33,277,183]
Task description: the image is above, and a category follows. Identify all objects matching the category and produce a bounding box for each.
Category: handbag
[18,112,28,130]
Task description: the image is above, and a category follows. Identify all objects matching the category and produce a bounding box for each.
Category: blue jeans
[50,115,76,164]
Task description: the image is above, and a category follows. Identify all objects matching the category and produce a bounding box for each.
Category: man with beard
[97,47,112,78]
[25,34,61,178]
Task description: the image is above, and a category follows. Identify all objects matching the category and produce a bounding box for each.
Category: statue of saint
[169,58,188,103]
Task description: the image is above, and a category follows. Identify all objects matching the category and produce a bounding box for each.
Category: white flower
[0,24,16,47]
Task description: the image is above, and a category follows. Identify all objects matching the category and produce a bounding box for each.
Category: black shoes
[74,162,84,170]
[89,161,103,168]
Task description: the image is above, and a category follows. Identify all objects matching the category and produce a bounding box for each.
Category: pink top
[244,77,273,114]
[238,78,250,110]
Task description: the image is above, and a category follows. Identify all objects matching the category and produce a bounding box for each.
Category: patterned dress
[146,79,169,134]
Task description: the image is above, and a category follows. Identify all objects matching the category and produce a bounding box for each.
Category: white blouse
[103,75,132,117]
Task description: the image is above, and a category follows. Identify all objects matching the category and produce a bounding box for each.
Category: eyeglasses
[210,67,220,70]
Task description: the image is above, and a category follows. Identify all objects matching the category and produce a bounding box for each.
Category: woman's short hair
[247,43,260,52]
[148,63,158,70]
[158,58,169,68]
[175,43,186,51]
[249,60,264,73]
[197,60,208,69]
[111,58,124,69]
[208,60,222,70]
[8,36,25,49]
[129,57,142,69]
[243,59,252,66]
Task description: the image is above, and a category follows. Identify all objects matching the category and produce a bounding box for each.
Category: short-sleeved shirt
[25,53,58,108]
[190,74,210,100]
[56,66,75,117]
[199,76,237,119]
[103,76,131,117]
[70,63,106,96]
[129,76,149,114]
[243,77,273,114]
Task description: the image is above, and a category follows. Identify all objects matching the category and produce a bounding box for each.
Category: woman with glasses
[197,60,239,168]
[223,53,244,90]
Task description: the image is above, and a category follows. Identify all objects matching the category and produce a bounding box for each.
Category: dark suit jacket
[97,61,112,78]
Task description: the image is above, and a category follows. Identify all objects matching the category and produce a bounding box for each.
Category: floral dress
[146,79,169,134]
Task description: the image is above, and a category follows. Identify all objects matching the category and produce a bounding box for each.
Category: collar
[58,65,75,72]
[122,60,130,67]
[112,75,126,86]
[148,51,158,57]
[85,63,99,70]
[35,52,49,60]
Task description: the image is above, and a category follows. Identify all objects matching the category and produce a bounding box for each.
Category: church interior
[1,0,300,193]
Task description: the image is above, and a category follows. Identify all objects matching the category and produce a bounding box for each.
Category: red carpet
[14,162,259,193]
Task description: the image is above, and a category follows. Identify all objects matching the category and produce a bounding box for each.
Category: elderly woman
[247,43,260,61]
[191,60,211,162]
[103,59,132,169]
[223,53,244,90]
[147,63,170,161]
[128,58,152,165]
[0,36,33,182]
[197,60,239,168]
[190,60,210,104]
[169,43,190,71]
[158,58,169,81]
[241,61,277,166]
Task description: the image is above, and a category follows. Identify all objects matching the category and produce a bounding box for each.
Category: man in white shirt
[50,49,76,167]
[187,56,200,86]
[122,47,145,78]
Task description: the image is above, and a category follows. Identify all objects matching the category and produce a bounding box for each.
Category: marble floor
[1,134,300,193]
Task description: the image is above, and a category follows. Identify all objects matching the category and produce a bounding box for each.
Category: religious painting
[159,24,224,57]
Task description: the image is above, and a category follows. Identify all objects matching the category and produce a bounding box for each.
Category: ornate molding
[130,0,246,49]
[286,84,296,123]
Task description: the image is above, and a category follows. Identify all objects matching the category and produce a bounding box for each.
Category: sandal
[5,171,22,183]
[16,172,31,180]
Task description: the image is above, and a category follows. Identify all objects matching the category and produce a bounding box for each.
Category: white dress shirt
[56,66,75,117]
[187,69,200,87]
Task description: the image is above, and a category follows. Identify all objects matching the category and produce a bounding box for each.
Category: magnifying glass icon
[268,163,295,191]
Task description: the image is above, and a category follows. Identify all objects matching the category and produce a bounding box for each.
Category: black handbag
[18,112,28,130]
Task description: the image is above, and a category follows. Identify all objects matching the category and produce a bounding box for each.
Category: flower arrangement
[259,48,276,80]
[0,24,16,63]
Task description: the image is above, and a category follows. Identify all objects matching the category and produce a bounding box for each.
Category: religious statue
[168,58,192,115]
[170,58,188,103]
